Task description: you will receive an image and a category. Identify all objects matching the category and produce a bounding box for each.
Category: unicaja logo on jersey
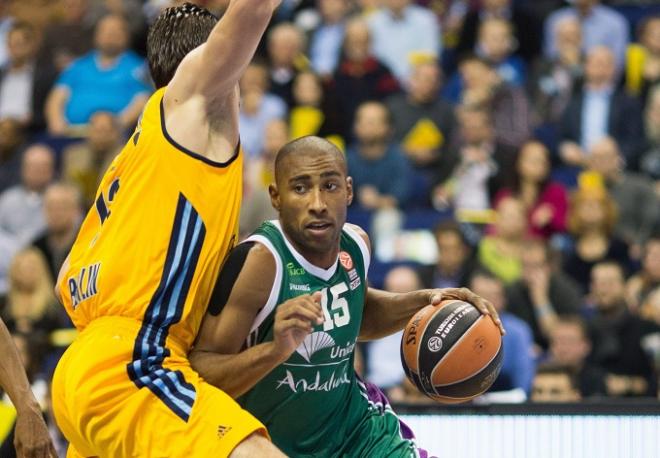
[296,332,335,362]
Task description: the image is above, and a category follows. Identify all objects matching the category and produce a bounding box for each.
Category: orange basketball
[400,299,503,404]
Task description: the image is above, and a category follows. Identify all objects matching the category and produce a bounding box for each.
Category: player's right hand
[272,292,324,361]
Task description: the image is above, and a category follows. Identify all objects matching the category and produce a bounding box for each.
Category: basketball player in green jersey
[191,136,504,457]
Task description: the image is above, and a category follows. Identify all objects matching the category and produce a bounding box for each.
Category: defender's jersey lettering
[68,263,101,309]
[95,178,120,225]
[127,194,205,422]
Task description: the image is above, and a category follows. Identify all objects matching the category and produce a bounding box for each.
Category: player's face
[271,150,353,265]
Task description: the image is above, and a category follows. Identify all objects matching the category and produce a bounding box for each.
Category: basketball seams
[402,300,503,402]
[433,346,504,398]
[414,306,447,395]
[430,316,503,387]
[416,301,480,394]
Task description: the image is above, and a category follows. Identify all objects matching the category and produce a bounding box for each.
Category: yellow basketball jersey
[58,87,242,352]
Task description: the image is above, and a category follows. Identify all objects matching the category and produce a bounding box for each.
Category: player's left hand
[428,288,505,336]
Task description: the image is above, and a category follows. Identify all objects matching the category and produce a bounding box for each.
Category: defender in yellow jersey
[51,2,285,457]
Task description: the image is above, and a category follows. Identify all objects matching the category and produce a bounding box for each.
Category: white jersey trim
[271,220,339,282]
[244,234,283,334]
[343,224,371,274]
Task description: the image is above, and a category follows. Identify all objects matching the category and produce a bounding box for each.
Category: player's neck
[283,231,339,270]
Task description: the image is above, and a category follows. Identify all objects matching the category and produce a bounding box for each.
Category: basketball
[400,300,503,404]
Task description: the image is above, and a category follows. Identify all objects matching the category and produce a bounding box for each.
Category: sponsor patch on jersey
[289,283,311,292]
[349,276,361,291]
[339,251,353,270]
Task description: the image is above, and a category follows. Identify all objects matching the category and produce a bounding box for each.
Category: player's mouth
[305,221,333,235]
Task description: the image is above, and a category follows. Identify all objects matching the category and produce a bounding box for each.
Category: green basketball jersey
[238,221,417,458]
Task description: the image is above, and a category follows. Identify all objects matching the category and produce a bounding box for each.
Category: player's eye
[325,182,338,191]
[293,184,307,194]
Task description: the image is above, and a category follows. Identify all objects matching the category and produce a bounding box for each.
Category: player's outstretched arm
[345,224,505,341]
[167,0,281,103]
[190,243,323,398]
[361,287,505,341]
[0,318,56,458]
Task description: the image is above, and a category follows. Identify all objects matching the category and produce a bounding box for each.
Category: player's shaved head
[274,136,346,184]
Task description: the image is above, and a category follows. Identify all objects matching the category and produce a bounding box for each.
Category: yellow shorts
[52,317,266,457]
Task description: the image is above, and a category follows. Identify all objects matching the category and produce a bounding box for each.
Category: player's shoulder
[343,223,372,255]
[208,240,276,316]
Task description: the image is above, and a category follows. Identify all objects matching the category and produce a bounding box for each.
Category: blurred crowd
[1,0,660,454]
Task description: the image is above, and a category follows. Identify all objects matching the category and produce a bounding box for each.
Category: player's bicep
[195,242,275,355]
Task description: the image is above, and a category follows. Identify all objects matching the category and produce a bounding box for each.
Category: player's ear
[346,176,354,206]
[269,184,281,211]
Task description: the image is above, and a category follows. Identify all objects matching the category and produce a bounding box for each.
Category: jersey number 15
[320,283,350,331]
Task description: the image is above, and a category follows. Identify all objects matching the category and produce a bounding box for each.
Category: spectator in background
[433,105,514,213]
[387,59,455,173]
[639,286,660,328]
[507,239,583,350]
[495,141,568,240]
[0,118,25,194]
[267,22,308,107]
[456,0,541,64]
[563,181,631,294]
[544,0,629,70]
[367,0,440,84]
[587,137,660,251]
[547,315,607,398]
[626,236,660,310]
[31,182,83,281]
[0,144,54,248]
[625,15,660,101]
[478,196,528,284]
[475,18,525,86]
[559,46,644,169]
[45,14,151,136]
[454,55,533,149]
[288,70,343,146]
[308,0,350,78]
[331,17,399,139]
[470,270,535,396]
[417,220,477,289]
[238,60,287,159]
[347,101,412,212]
[640,84,660,194]
[0,0,13,68]
[528,16,583,126]
[587,262,660,397]
[366,266,419,399]
[0,248,61,337]
[87,0,147,42]
[0,21,57,132]
[62,111,124,207]
[531,362,581,402]
[38,0,95,73]
[240,118,287,237]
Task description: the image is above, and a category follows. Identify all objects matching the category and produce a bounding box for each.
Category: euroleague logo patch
[428,336,443,352]
[339,251,353,270]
